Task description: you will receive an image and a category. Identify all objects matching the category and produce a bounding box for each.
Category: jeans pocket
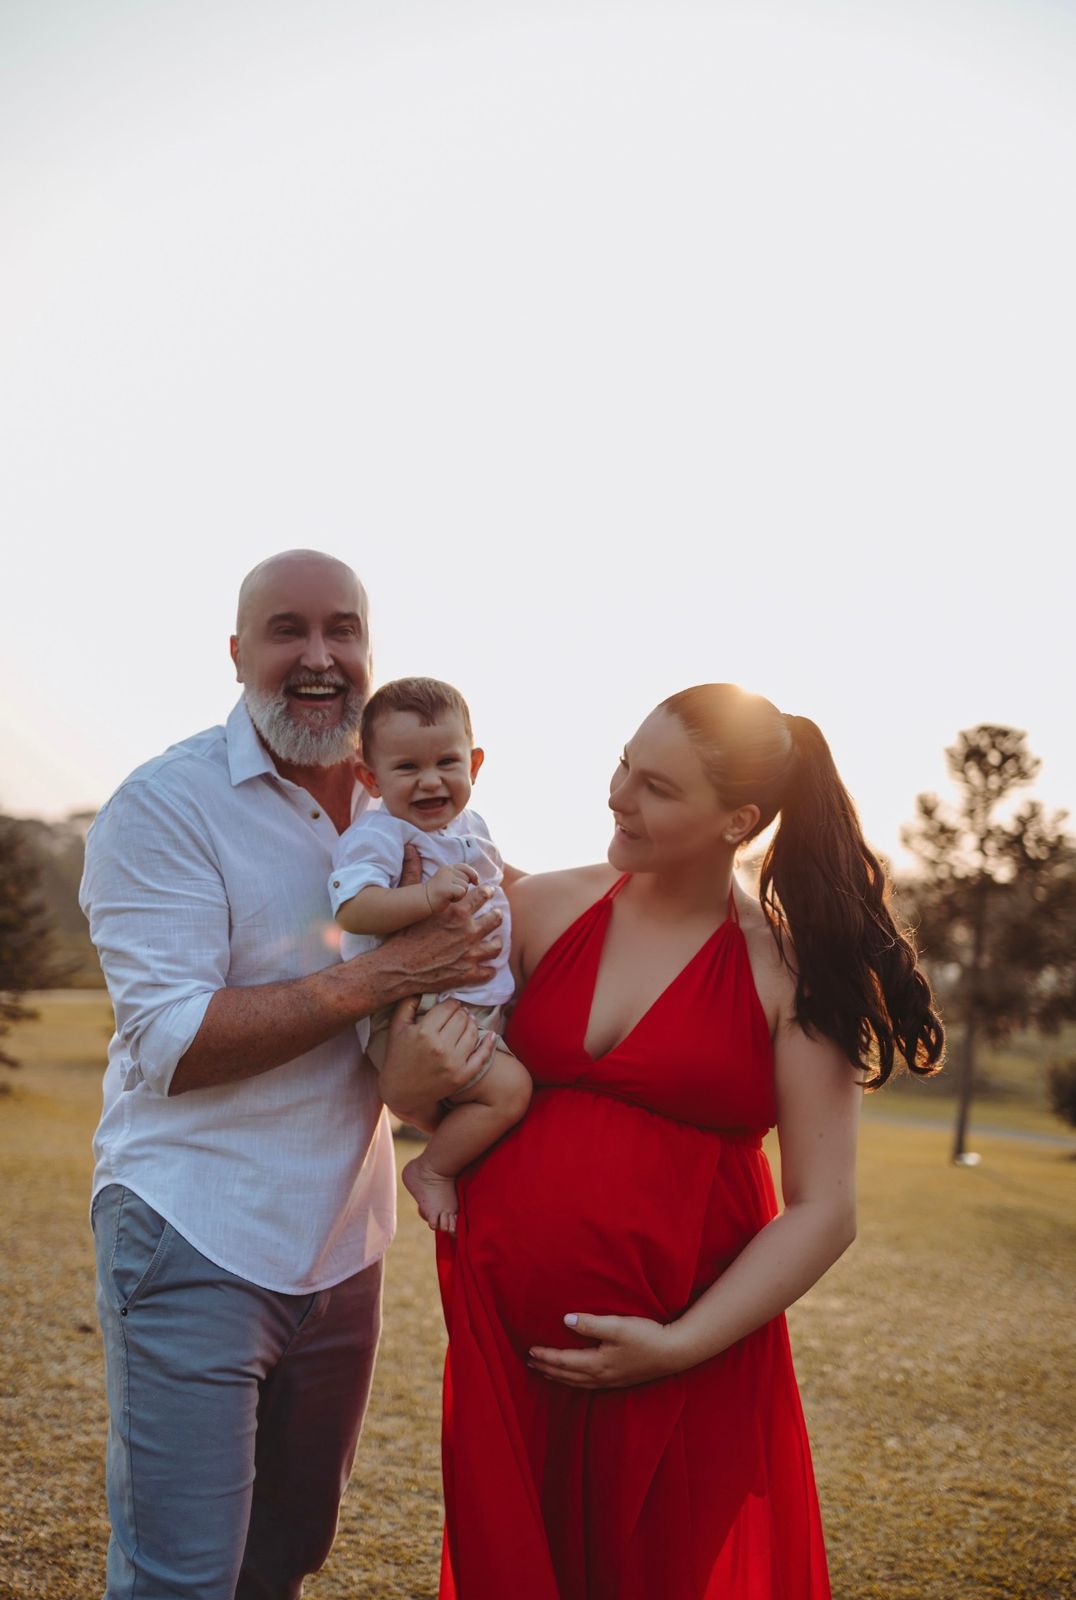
[104,1187,176,1313]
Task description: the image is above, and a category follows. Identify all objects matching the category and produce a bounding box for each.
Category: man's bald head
[235,550,367,637]
[230,549,371,770]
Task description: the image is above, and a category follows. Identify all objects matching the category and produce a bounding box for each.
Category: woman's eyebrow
[634,763,683,793]
[622,741,682,792]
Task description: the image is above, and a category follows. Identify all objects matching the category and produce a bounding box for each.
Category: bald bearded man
[80,550,501,1599]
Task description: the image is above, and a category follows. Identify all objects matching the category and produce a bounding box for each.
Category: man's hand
[399,841,426,889]
[378,996,498,1131]
[367,885,501,1000]
[360,841,501,1001]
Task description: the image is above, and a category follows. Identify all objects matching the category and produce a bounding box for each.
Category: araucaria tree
[902,726,1076,1161]
[0,816,62,1068]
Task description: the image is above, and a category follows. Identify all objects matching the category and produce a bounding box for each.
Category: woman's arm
[527,1012,862,1388]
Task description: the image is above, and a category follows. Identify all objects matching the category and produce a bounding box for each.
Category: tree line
[0,813,101,1066]
[2,730,1076,1143]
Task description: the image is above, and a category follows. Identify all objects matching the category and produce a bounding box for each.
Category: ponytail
[760,716,943,1085]
[661,686,944,1086]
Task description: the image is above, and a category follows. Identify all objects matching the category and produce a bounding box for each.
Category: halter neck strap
[604,874,740,924]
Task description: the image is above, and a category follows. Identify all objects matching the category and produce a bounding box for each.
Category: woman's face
[608,707,744,875]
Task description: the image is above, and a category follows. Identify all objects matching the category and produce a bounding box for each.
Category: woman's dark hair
[660,684,944,1087]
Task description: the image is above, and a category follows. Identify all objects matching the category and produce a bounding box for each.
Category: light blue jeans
[92,1184,383,1600]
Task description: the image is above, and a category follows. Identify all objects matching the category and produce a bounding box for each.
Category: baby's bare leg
[402,1046,533,1233]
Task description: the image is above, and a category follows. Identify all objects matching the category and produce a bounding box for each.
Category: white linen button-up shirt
[330,808,514,1007]
[80,699,395,1294]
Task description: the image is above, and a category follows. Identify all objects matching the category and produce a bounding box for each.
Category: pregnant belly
[457,1087,763,1355]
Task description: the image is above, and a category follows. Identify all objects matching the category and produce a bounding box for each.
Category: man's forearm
[169,888,502,1096]
[170,951,397,1095]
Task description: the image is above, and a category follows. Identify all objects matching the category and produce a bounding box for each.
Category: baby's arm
[336,862,479,936]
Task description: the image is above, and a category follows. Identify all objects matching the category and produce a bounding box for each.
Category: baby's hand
[425,863,480,915]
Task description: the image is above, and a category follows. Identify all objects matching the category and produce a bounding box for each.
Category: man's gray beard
[244,685,364,768]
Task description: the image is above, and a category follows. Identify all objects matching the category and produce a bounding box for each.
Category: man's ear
[355,760,381,798]
[469,747,485,782]
[230,636,242,682]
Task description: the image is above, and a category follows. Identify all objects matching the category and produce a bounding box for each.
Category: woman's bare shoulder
[509,863,617,919]
[734,888,797,1032]
[508,864,618,977]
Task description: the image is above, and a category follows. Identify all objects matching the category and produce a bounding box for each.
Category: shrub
[1045,1058,1076,1129]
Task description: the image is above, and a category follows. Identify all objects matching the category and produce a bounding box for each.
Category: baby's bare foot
[402,1155,459,1233]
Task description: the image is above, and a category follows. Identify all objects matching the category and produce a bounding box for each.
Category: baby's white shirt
[329,807,514,1007]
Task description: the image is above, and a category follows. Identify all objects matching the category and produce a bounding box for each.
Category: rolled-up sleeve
[329,815,405,914]
[80,778,228,1096]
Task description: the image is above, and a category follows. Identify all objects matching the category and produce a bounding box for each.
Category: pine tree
[902,727,1076,1161]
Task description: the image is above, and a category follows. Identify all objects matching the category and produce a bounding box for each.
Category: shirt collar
[226,697,280,787]
[225,697,369,823]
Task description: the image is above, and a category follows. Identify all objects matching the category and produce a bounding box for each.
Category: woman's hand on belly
[526,1311,689,1389]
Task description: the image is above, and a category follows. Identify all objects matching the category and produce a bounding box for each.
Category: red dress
[437,877,831,1600]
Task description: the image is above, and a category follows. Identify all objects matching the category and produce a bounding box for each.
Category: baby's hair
[361,677,474,761]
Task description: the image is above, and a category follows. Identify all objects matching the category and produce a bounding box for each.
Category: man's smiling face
[230,550,371,769]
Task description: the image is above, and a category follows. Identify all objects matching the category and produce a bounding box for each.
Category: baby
[329,676,532,1232]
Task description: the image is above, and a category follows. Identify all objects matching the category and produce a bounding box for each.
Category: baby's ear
[355,760,381,797]
[469,746,485,782]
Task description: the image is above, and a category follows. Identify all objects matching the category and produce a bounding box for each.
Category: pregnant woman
[436,683,944,1600]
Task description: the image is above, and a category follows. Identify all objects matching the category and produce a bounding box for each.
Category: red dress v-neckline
[581,874,741,1065]
[582,876,742,1062]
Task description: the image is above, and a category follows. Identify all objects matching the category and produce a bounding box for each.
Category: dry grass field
[1,995,1073,1600]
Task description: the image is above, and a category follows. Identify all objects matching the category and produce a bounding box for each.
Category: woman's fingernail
[564,1313,578,1328]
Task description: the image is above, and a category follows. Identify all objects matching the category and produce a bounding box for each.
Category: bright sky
[2,0,1074,874]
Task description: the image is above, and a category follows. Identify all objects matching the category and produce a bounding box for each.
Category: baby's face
[361,710,484,832]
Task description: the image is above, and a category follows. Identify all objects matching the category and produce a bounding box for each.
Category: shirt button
[332,879,340,888]
[311,809,321,819]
